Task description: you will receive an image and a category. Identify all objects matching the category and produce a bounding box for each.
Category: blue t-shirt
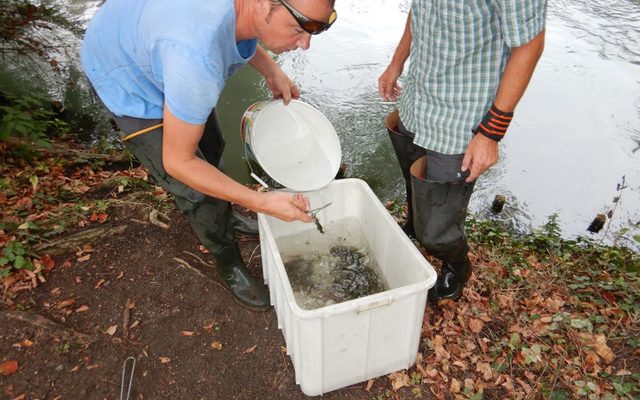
[81,0,257,124]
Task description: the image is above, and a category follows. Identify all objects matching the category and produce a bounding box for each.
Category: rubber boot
[200,113,259,237]
[231,212,259,236]
[409,156,475,302]
[385,110,425,238]
[175,196,271,311]
[114,108,268,310]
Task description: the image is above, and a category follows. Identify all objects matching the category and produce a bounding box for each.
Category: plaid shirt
[398,0,547,154]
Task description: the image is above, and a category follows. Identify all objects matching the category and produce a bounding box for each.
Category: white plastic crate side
[318,309,370,393]
[368,293,428,375]
[296,318,325,395]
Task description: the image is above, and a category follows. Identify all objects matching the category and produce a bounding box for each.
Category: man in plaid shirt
[380,0,547,302]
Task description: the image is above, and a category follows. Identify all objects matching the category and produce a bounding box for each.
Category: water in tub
[276,217,389,310]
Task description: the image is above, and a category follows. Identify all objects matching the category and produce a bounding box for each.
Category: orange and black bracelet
[473,104,513,142]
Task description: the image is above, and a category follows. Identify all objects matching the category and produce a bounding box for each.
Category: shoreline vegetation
[1,1,638,398]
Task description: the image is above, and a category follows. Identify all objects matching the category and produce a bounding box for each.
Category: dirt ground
[1,202,422,400]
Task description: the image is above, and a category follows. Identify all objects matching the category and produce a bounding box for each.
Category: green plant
[0,92,69,146]
[0,240,34,277]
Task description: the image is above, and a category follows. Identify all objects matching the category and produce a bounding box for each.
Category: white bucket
[241,100,342,191]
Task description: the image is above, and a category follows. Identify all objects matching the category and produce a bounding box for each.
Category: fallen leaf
[476,362,493,380]
[388,372,410,391]
[77,254,91,262]
[180,331,195,337]
[364,379,375,391]
[75,305,89,313]
[116,271,124,279]
[130,320,140,329]
[0,360,19,376]
[40,254,55,272]
[242,345,257,354]
[594,334,615,364]
[105,325,117,335]
[469,318,484,333]
[159,357,171,364]
[203,322,215,332]
[210,341,223,350]
[449,378,461,393]
[55,298,76,309]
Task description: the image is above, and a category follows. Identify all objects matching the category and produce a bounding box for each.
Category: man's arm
[161,105,312,222]
[378,12,412,101]
[462,30,545,182]
[249,46,300,104]
[494,30,546,112]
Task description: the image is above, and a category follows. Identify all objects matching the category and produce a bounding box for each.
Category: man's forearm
[249,46,278,79]
[494,30,546,112]
[391,12,412,67]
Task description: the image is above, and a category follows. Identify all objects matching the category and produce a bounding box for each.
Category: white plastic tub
[257,178,437,396]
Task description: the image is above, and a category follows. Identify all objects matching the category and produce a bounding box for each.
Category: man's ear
[254,0,271,17]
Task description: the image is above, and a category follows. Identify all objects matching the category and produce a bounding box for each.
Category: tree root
[2,310,94,345]
[35,225,127,256]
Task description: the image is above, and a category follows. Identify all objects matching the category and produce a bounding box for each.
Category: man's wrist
[472,104,514,142]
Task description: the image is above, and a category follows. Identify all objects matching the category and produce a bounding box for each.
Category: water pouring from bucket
[241,99,342,192]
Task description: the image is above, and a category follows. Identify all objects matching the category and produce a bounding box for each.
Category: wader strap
[121,123,164,142]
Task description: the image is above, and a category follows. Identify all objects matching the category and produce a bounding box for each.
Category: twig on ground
[183,251,214,268]
[173,257,206,278]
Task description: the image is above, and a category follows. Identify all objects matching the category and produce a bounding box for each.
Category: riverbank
[1,136,638,399]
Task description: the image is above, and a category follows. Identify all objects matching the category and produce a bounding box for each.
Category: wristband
[473,104,513,142]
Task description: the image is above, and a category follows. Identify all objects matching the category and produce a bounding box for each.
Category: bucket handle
[356,296,393,314]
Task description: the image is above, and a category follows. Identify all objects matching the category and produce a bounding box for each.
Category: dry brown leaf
[449,378,461,393]
[364,379,374,392]
[75,305,89,313]
[210,341,223,350]
[130,320,140,329]
[476,362,492,381]
[159,357,171,364]
[242,345,257,354]
[388,371,410,391]
[180,331,195,337]
[55,298,75,309]
[94,278,106,289]
[469,318,484,333]
[116,271,124,279]
[0,360,19,376]
[77,254,91,262]
[105,325,117,336]
[594,334,615,363]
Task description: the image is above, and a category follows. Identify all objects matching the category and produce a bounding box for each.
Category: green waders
[114,110,270,311]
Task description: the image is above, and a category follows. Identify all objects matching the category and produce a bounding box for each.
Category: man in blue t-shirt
[81,0,337,310]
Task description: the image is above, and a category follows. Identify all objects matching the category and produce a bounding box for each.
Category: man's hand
[265,67,300,105]
[378,63,403,102]
[461,134,499,182]
[260,192,312,223]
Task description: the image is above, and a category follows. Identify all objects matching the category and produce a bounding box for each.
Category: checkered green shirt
[398,0,547,154]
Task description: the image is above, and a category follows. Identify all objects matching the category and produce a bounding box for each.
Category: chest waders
[118,111,269,311]
[386,111,474,302]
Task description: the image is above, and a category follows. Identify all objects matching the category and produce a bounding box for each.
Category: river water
[66,0,640,246]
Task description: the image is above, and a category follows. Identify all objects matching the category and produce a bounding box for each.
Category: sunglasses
[277,0,337,35]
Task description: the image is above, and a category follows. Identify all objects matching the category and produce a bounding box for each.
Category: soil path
[1,205,416,399]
